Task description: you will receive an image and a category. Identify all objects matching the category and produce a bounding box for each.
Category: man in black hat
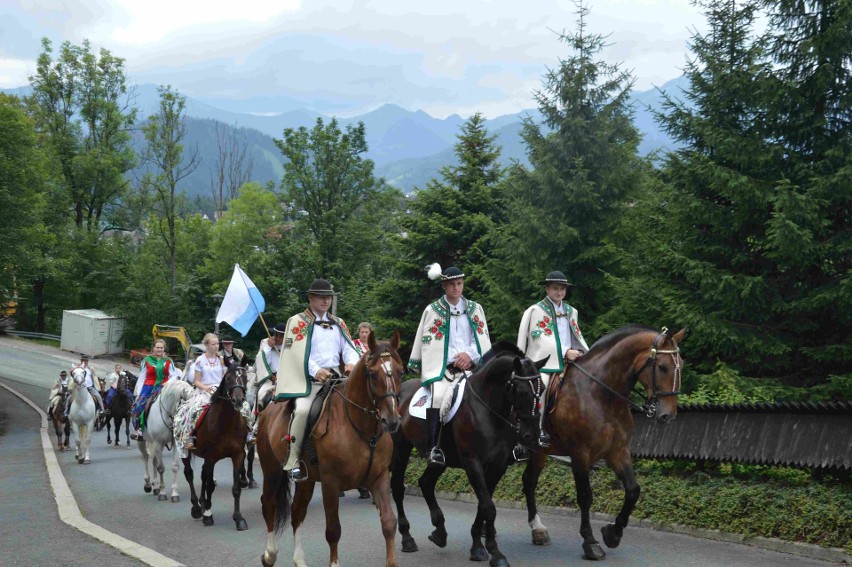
[409,263,491,467]
[517,270,589,447]
[273,278,360,481]
[48,369,71,416]
[246,324,285,445]
[219,335,245,368]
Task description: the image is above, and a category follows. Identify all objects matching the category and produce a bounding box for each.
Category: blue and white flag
[216,264,266,336]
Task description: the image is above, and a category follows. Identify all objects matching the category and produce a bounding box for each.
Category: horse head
[630,326,687,423]
[363,329,403,434]
[70,367,86,387]
[218,358,249,411]
[508,355,548,448]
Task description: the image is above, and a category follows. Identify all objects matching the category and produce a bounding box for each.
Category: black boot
[426,408,445,468]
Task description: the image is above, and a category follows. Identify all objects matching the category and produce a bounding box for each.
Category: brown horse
[523,325,686,560]
[258,331,403,567]
[181,358,250,530]
[50,386,71,451]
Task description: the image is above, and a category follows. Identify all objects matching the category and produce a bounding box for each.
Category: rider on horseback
[65,355,105,417]
[409,264,492,468]
[104,364,133,415]
[247,326,284,446]
[517,270,589,448]
[273,278,360,482]
[131,339,182,439]
[48,370,70,416]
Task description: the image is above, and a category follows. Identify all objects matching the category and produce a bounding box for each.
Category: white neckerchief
[548,298,572,355]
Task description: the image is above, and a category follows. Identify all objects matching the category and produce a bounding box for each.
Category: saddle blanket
[408,378,466,423]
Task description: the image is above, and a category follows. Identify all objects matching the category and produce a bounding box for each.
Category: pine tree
[480,2,644,340]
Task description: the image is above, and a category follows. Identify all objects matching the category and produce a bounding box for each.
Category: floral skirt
[174,390,252,458]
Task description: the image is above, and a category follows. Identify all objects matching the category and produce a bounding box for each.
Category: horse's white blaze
[293,526,306,567]
[381,360,397,415]
[529,514,547,531]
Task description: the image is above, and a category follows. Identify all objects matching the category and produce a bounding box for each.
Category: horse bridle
[214,366,248,409]
[465,362,544,433]
[570,328,682,418]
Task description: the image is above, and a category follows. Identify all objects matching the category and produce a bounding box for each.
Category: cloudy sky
[0,0,706,118]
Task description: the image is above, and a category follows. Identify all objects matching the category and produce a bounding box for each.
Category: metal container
[60,309,125,357]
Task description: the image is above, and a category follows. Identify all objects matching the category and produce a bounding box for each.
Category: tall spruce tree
[480,2,643,340]
[373,113,504,347]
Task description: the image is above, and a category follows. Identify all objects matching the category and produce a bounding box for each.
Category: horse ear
[367,329,378,353]
[672,327,688,343]
[390,330,400,351]
[535,356,549,370]
[240,356,248,367]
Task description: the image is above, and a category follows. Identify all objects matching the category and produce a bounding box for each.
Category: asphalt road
[0,336,840,567]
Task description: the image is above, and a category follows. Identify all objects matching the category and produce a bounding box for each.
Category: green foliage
[404,457,852,551]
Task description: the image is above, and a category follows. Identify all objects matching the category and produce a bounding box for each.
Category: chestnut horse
[258,331,403,567]
[181,358,250,530]
[391,342,548,567]
[50,386,71,451]
[523,325,686,560]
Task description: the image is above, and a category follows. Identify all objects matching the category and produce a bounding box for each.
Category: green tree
[27,38,136,230]
[373,113,505,343]
[481,2,644,339]
[140,86,200,296]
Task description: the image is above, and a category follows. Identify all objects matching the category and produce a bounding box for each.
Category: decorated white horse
[69,367,97,464]
[138,379,194,501]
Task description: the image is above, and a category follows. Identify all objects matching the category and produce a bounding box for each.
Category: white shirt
[107,371,121,387]
[192,354,226,387]
[259,339,280,376]
[446,296,481,366]
[308,311,360,378]
[548,298,572,355]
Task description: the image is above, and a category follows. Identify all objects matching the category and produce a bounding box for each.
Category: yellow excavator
[130,324,202,368]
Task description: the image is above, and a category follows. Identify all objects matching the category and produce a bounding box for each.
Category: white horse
[138,379,194,501]
[68,367,97,464]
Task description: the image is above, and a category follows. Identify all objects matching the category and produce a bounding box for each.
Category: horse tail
[271,469,292,534]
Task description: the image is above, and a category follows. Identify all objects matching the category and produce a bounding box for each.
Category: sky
[0,0,707,118]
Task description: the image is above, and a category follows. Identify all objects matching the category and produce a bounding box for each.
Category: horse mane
[160,379,193,411]
[585,324,658,357]
[481,340,524,365]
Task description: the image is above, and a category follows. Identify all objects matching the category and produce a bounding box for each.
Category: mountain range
[3,76,688,198]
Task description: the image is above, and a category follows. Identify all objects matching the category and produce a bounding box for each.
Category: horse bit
[570,327,681,417]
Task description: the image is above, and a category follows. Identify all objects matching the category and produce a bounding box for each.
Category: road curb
[0,380,185,567]
[404,487,850,564]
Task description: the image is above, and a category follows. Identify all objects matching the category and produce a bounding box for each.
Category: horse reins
[569,329,682,418]
[465,368,544,433]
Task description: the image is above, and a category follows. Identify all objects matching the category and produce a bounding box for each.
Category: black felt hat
[221,335,234,343]
[426,263,465,282]
[305,278,337,296]
[60,370,68,376]
[272,323,288,335]
[540,270,572,286]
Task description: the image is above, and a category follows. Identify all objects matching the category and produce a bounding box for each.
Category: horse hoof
[153,488,160,495]
[236,518,248,531]
[469,547,489,561]
[401,536,418,553]
[248,480,258,489]
[171,495,180,503]
[532,528,551,546]
[191,506,203,519]
[158,494,168,502]
[600,524,622,549]
[582,543,606,560]
[490,558,510,567]
[83,459,91,464]
[427,531,447,548]
[202,515,214,526]
[143,484,152,493]
[239,478,249,489]
[261,554,275,567]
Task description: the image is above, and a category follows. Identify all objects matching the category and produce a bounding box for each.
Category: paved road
[0,336,840,566]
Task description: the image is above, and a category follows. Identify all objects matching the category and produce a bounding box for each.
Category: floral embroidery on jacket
[292,320,307,341]
[429,317,446,341]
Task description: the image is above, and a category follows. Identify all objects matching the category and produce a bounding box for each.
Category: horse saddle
[301,373,345,465]
[141,391,161,428]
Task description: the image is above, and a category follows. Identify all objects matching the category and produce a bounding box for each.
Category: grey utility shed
[60,309,125,357]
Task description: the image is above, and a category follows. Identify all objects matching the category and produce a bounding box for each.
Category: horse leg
[169,443,181,502]
[601,449,640,549]
[523,453,550,545]
[368,472,399,567]
[419,461,448,547]
[464,462,508,567]
[261,466,293,567]
[246,445,258,489]
[291,481,316,567]
[125,415,131,446]
[232,452,248,530]
[201,460,216,526]
[390,438,418,552]
[106,415,112,445]
[63,420,71,450]
[182,456,202,519]
[321,482,343,567]
[82,423,92,464]
[574,466,605,560]
[155,445,168,501]
[140,440,153,493]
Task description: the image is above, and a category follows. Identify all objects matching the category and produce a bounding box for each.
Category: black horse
[391,342,547,567]
[105,371,135,447]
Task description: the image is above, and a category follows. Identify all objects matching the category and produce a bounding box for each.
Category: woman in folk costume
[274,278,360,482]
[131,338,182,438]
[352,322,373,355]
[517,270,589,447]
[409,263,491,468]
[176,333,252,453]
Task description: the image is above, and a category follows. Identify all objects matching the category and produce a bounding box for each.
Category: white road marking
[0,381,184,567]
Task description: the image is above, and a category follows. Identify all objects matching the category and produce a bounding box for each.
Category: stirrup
[289,461,308,482]
[538,432,552,448]
[428,447,446,467]
[513,444,530,462]
[185,436,196,450]
[246,431,257,447]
